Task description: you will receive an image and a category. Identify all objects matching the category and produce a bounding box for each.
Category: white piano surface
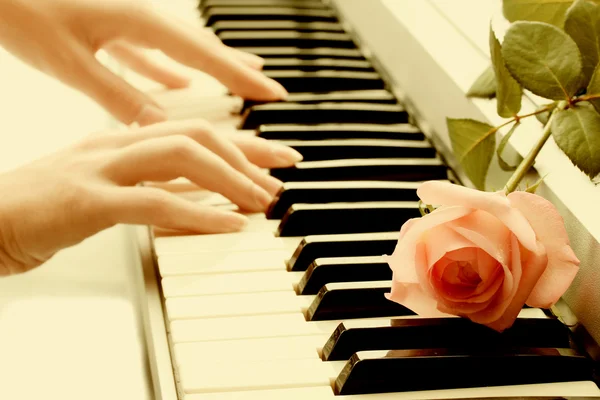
[1,0,600,399]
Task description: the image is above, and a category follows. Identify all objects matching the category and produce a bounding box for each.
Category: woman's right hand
[0,119,302,276]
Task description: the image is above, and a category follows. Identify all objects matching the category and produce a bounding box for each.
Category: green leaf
[564,0,600,86]
[587,63,600,112]
[447,118,496,190]
[551,102,600,177]
[467,65,497,98]
[535,102,558,125]
[490,26,522,117]
[503,0,600,27]
[502,21,583,100]
[497,122,522,171]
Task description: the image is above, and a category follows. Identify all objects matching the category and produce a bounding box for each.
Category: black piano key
[262,71,384,93]
[276,139,436,161]
[267,181,421,219]
[212,21,344,34]
[287,232,398,272]
[297,256,390,295]
[276,201,420,236]
[261,58,375,72]
[258,123,425,141]
[201,0,328,10]
[306,281,413,321]
[219,31,356,49]
[236,47,365,59]
[270,158,448,182]
[204,7,338,26]
[322,317,573,361]
[242,103,404,129]
[334,348,593,395]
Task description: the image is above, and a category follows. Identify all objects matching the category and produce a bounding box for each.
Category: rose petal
[385,206,472,283]
[508,191,580,308]
[423,225,476,270]
[385,282,450,317]
[448,210,512,266]
[486,239,548,332]
[417,181,537,252]
[466,233,519,325]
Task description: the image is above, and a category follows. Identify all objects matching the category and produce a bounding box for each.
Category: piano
[129,1,600,399]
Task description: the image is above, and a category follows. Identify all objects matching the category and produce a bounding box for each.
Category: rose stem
[503,101,566,194]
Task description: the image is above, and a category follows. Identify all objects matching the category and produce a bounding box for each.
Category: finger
[104,186,247,233]
[228,134,303,168]
[103,135,273,212]
[73,47,168,125]
[116,7,287,101]
[104,41,191,88]
[199,28,264,70]
[98,119,284,195]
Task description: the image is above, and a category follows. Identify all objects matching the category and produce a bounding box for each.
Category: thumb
[76,53,168,125]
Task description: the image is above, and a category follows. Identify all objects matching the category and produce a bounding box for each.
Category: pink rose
[385,181,580,332]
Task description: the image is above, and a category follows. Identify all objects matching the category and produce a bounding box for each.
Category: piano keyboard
[139,0,600,399]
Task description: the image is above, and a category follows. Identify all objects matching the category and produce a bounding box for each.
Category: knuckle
[165,135,200,160]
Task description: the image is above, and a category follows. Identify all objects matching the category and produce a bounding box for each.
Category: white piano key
[157,249,289,276]
[170,313,343,343]
[162,270,301,297]
[166,291,313,320]
[185,381,600,400]
[174,335,324,365]
[154,232,301,256]
[179,358,346,394]
[169,308,549,343]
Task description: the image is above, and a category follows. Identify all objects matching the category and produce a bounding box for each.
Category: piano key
[243,90,394,112]
[201,0,328,10]
[334,348,593,395]
[262,71,385,93]
[219,31,356,49]
[157,249,290,276]
[258,123,425,141]
[154,231,302,256]
[322,317,573,361]
[179,357,345,394]
[169,308,548,343]
[261,58,375,72]
[267,181,422,219]
[236,47,364,59]
[270,158,448,182]
[306,281,413,321]
[287,231,398,272]
[166,291,314,320]
[173,335,323,365]
[162,270,301,297]
[297,255,390,295]
[242,103,402,129]
[204,7,338,26]
[187,382,600,400]
[275,139,436,161]
[276,201,420,236]
[211,21,345,34]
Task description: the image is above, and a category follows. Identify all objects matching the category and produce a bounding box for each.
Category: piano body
[0,0,600,399]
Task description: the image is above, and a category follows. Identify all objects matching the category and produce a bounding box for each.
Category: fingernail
[222,212,248,231]
[136,104,168,127]
[267,79,288,100]
[271,143,303,166]
[253,184,274,210]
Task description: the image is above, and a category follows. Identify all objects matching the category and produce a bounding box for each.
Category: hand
[0,0,288,125]
[0,120,302,276]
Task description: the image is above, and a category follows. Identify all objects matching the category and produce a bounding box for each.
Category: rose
[385,181,580,332]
